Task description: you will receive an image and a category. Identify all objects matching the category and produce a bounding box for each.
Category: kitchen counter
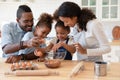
[0,58,120,80]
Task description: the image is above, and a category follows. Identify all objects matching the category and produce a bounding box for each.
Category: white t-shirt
[50,36,74,45]
[73,19,111,61]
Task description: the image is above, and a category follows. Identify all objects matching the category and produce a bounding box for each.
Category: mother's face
[59,16,77,27]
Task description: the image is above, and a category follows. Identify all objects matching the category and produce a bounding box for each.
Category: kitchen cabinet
[80,0,120,21]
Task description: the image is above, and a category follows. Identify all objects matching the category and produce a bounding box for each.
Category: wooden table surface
[0,58,120,80]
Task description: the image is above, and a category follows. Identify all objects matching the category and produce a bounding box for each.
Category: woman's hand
[74,43,87,54]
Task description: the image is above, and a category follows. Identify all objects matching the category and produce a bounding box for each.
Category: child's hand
[34,49,43,57]
[39,38,45,44]
[26,37,41,47]
[25,37,45,48]
[52,42,64,52]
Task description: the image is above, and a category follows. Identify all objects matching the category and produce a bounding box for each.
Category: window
[81,0,97,15]
[102,0,118,19]
[81,0,120,21]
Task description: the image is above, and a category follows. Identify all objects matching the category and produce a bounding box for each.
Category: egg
[15,63,20,70]
[21,62,26,68]
[37,51,43,57]
[11,64,15,71]
[34,49,43,57]
[26,61,32,67]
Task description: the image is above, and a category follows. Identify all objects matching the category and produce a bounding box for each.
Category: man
[1,5,40,63]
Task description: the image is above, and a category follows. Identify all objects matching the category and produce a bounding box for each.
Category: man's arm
[2,43,22,54]
[3,38,40,54]
[1,23,25,54]
[21,52,39,60]
[5,52,39,63]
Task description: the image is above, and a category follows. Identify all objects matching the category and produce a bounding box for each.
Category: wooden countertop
[0,58,120,80]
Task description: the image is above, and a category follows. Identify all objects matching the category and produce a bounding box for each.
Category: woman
[53,1,111,61]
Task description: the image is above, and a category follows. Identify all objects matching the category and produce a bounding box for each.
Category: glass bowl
[44,51,66,68]
[44,59,61,68]
[45,51,66,61]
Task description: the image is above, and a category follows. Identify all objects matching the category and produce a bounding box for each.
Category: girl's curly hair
[36,13,53,30]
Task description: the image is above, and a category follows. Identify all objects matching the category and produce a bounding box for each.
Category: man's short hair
[17,5,32,19]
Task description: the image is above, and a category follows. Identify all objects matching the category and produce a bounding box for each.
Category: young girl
[19,13,53,60]
[43,20,76,60]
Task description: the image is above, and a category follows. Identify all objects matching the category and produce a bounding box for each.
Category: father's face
[17,12,34,32]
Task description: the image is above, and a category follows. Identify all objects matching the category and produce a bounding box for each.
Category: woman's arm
[87,20,111,56]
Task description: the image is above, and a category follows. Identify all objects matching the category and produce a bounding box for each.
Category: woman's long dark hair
[78,8,96,31]
[54,1,96,31]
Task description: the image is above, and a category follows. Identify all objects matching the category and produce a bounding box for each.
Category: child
[19,13,53,60]
[43,20,76,60]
